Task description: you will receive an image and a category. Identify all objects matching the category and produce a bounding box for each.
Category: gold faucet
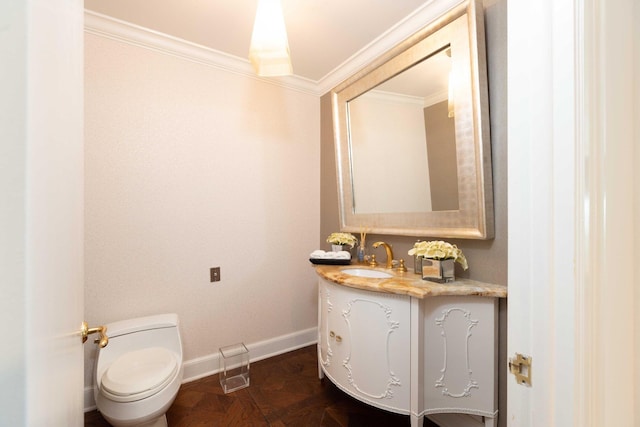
[372,241,394,269]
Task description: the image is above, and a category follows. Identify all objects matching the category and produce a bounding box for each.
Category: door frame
[574,0,638,425]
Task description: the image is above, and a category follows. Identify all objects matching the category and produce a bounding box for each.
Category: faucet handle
[372,241,394,269]
[396,259,408,272]
[368,254,378,267]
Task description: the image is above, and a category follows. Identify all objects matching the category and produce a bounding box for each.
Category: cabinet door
[320,281,349,386]
[317,279,334,374]
[318,279,351,381]
[422,296,498,418]
[320,279,411,414]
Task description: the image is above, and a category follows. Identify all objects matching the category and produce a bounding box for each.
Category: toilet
[94,313,184,427]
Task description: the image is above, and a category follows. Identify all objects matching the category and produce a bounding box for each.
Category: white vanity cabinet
[318,279,412,414]
[317,276,500,427]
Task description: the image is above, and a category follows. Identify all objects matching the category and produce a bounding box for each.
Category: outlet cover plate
[210,267,221,282]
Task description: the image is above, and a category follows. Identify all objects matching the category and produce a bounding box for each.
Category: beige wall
[84,34,320,387]
[424,100,458,211]
[320,0,507,425]
[349,93,432,213]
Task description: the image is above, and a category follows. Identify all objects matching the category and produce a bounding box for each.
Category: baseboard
[84,327,317,412]
[181,327,317,382]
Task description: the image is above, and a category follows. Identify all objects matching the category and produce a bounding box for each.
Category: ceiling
[83,0,432,83]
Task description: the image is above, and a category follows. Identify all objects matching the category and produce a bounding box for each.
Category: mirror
[348,47,458,214]
[331,0,493,239]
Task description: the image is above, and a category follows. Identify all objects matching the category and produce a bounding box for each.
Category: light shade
[248,0,293,76]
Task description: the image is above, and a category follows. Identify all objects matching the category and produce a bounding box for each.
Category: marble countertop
[313,264,507,299]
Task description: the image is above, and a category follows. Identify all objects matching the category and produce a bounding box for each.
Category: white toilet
[94,313,184,427]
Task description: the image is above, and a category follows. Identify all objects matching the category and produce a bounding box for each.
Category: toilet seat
[101,347,178,403]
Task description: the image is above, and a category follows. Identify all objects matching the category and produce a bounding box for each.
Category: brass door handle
[81,321,109,348]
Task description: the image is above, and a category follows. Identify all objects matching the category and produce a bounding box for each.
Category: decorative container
[421,258,455,283]
[414,255,423,274]
[332,244,344,252]
[219,342,250,393]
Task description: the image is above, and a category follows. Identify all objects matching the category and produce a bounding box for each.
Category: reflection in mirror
[347,47,459,214]
[332,0,493,239]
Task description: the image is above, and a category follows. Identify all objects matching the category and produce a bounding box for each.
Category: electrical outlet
[210,267,221,282]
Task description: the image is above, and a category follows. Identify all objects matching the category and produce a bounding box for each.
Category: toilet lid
[102,347,178,398]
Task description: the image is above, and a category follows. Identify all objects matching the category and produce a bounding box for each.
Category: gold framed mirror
[331,0,493,239]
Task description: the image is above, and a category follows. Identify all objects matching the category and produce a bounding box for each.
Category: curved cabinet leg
[317,344,324,379]
[483,416,496,427]
[411,414,423,427]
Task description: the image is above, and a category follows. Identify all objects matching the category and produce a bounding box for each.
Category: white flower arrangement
[408,240,468,270]
[326,232,358,248]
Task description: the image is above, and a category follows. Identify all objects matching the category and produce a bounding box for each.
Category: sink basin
[340,268,393,279]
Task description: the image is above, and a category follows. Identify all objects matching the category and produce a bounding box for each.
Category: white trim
[182,326,317,383]
[574,0,598,424]
[84,327,317,411]
[84,0,465,97]
[361,90,428,106]
[315,0,465,95]
[83,11,318,96]
[574,0,638,425]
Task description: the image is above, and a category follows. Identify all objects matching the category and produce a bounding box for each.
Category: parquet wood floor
[85,345,439,427]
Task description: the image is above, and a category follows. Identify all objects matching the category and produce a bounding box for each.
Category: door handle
[329,331,342,343]
[81,321,109,348]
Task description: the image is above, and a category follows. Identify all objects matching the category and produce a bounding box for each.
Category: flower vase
[331,244,345,252]
[420,258,455,283]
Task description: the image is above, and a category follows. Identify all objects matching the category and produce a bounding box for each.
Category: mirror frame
[331,0,493,239]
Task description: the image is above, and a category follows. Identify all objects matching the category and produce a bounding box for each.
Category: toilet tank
[94,313,183,388]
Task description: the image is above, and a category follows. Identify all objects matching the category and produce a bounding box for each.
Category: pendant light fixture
[248,0,293,76]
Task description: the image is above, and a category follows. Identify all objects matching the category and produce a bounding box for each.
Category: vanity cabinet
[317,277,500,427]
[318,279,411,414]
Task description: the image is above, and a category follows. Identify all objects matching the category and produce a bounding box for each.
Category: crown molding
[361,90,428,106]
[84,11,319,96]
[316,0,464,95]
[84,0,463,97]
